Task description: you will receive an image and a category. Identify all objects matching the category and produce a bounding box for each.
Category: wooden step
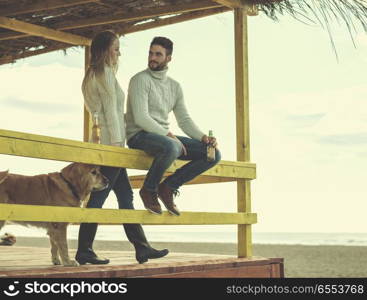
[0,246,283,278]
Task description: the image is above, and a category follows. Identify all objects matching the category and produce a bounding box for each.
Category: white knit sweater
[125,68,204,141]
[82,65,125,146]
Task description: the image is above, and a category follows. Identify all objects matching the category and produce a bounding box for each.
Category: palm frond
[251,0,367,28]
[249,0,367,58]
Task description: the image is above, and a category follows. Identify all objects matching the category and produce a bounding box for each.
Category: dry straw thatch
[0,0,366,65]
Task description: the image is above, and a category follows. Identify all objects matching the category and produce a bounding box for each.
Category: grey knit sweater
[82,65,125,146]
[125,67,204,141]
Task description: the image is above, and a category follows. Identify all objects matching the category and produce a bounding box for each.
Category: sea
[2,224,367,246]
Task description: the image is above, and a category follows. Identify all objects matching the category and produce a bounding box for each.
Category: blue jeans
[127,131,221,191]
[86,166,134,209]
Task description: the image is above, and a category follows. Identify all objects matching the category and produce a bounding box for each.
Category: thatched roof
[0,0,366,65]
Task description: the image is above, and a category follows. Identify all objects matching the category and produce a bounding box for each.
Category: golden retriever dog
[0,163,109,266]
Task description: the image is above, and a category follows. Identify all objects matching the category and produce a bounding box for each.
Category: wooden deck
[0,246,284,278]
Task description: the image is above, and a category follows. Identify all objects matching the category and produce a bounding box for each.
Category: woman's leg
[75,166,121,265]
[112,169,169,264]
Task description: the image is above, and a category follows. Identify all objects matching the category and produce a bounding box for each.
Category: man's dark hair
[150,36,173,56]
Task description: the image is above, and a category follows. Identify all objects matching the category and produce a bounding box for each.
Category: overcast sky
[0,11,366,234]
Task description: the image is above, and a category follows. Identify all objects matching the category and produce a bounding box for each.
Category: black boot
[75,223,110,265]
[123,224,169,264]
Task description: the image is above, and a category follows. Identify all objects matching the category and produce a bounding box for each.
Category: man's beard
[148,60,167,71]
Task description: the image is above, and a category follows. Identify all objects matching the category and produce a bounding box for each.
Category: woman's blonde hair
[87,30,119,77]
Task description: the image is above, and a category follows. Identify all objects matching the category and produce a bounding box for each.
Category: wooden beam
[0,0,222,41]
[83,46,91,142]
[211,0,244,8]
[121,7,231,35]
[0,129,256,180]
[0,31,33,41]
[0,16,91,46]
[129,174,236,189]
[0,7,231,66]
[0,45,69,65]
[43,0,222,30]
[234,8,252,258]
[211,0,259,15]
[95,0,123,10]
[0,0,97,17]
[0,203,257,225]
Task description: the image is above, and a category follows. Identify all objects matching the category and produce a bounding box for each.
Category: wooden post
[234,8,252,258]
[83,46,91,142]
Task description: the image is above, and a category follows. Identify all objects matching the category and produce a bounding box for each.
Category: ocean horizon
[2,225,367,246]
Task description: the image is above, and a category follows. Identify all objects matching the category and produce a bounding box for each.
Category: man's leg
[128,131,182,191]
[163,136,221,190]
[157,136,221,215]
[127,131,182,214]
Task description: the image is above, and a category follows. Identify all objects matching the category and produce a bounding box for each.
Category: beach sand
[7,237,367,278]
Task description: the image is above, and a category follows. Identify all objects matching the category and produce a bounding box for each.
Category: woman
[76,30,168,265]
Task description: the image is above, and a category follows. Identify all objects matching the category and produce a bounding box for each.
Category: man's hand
[167,132,187,156]
[201,135,218,148]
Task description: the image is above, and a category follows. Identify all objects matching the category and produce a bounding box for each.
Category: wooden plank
[121,7,231,35]
[153,265,273,278]
[0,129,256,179]
[211,0,258,15]
[83,46,91,142]
[211,0,244,8]
[234,8,252,258]
[238,181,252,256]
[234,10,250,162]
[0,45,69,65]
[0,8,231,66]
[270,261,284,278]
[0,31,33,41]
[0,16,91,46]
[0,204,257,225]
[129,174,236,189]
[0,1,223,41]
[0,0,97,17]
[246,4,259,16]
[0,9,230,65]
[0,248,282,278]
[40,0,223,30]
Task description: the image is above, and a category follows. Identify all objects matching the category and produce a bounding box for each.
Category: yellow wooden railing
[0,128,257,254]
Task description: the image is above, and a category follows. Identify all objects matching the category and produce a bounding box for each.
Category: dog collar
[60,173,80,201]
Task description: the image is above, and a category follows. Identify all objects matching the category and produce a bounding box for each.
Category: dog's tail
[0,170,9,184]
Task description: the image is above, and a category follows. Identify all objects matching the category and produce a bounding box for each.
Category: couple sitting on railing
[77,31,221,265]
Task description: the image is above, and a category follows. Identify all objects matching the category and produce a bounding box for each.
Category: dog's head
[61,163,109,196]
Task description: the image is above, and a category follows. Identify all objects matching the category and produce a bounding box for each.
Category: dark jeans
[127,131,221,191]
[86,166,134,209]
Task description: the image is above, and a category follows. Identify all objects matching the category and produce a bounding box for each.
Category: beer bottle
[207,130,215,162]
[91,112,101,144]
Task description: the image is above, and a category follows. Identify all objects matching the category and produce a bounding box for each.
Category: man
[126,36,221,216]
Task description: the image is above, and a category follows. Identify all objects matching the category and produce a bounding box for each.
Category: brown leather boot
[158,183,180,216]
[139,188,162,215]
[75,223,110,265]
[123,224,169,264]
